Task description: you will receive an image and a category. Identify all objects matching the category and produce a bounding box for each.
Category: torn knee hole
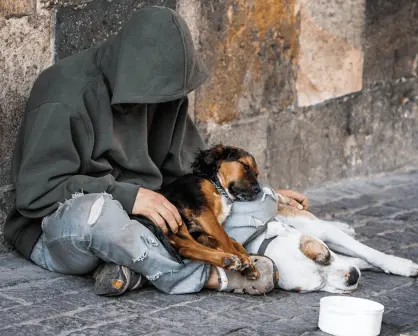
[87,195,105,226]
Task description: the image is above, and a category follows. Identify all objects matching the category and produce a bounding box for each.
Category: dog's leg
[321,223,418,277]
[230,240,259,280]
[195,209,254,272]
[170,225,244,270]
[335,253,381,271]
[326,221,356,237]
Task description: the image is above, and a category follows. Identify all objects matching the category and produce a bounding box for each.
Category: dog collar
[210,179,234,204]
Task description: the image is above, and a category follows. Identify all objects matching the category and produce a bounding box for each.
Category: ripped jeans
[30,193,210,294]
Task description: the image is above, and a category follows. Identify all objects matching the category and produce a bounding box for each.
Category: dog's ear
[191,144,223,178]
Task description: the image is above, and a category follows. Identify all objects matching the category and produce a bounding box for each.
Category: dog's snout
[252,184,261,194]
[345,267,360,286]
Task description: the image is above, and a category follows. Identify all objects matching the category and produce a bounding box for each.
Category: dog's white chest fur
[218,195,232,224]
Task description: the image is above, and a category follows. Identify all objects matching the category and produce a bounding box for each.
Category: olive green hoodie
[5,6,209,259]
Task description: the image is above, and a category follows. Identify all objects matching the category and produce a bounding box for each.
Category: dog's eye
[241,163,250,170]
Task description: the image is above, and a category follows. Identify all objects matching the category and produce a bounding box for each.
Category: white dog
[244,196,418,294]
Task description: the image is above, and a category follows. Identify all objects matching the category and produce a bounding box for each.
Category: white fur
[217,193,232,224]
[246,216,418,293]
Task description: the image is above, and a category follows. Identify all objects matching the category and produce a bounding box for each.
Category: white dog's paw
[328,221,356,237]
[379,255,418,277]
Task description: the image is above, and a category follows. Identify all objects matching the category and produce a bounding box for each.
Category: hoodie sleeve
[14,103,139,218]
[160,98,206,185]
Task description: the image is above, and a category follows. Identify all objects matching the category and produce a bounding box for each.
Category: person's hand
[276,189,309,210]
[132,188,182,235]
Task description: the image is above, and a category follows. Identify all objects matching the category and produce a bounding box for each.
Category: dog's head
[191,144,261,201]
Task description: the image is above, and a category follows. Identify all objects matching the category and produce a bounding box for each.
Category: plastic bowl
[318,296,385,336]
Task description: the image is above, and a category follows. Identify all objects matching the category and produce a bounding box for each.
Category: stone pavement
[0,171,417,336]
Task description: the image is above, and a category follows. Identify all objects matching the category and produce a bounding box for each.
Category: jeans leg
[32,193,210,294]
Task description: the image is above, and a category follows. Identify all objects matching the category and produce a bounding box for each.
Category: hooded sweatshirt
[4,6,209,259]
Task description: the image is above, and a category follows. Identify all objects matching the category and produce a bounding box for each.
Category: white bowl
[318,296,385,336]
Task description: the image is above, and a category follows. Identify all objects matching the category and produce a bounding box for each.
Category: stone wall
[0,0,417,252]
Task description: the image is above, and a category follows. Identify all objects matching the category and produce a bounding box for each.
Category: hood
[99,6,209,105]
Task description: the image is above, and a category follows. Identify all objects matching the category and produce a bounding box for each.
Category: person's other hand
[276,189,309,210]
[132,188,182,235]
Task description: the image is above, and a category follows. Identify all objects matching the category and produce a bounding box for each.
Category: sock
[216,266,229,291]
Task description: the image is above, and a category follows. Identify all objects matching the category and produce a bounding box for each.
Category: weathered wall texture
[0,0,417,252]
[0,1,53,252]
[296,0,365,106]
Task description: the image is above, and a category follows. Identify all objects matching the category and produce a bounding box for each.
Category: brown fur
[299,235,331,265]
[277,203,317,219]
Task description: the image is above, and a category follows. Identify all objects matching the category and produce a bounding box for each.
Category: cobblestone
[0,171,417,335]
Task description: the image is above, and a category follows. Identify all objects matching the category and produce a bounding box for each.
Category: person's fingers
[288,198,304,210]
[162,201,183,225]
[148,212,169,235]
[278,190,309,210]
[156,205,179,233]
[300,197,308,210]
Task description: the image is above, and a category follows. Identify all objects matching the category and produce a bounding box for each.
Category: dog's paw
[379,255,418,277]
[241,266,260,280]
[239,256,252,270]
[223,255,242,271]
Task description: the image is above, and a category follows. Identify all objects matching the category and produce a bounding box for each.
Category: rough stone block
[0,190,14,253]
[296,0,365,106]
[0,0,35,17]
[267,78,418,191]
[196,0,299,124]
[0,14,52,253]
[199,116,269,176]
[267,105,348,190]
[0,15,52,187]
[55,0,177,59]
[39,0,93,10]
[364,0,418,86]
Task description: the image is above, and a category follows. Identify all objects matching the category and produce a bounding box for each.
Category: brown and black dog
[158,144,261,279]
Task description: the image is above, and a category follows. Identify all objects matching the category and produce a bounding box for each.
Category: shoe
[93,263,147,296]
[218,255,279,295]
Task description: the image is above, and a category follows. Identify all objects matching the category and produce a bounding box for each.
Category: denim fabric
[30,193,210,294]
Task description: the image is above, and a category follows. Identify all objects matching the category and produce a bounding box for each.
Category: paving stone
[177,315,255,336]
[63,317,160,336]
[1,325,56,336]
[384,304,418,329]
[396,211,418,222]
[360,236,398,252]
[396,246,418,261]
[356,205,404,218]
[383,198,418,211]
[256,316,317,335]
[378,231,418,248]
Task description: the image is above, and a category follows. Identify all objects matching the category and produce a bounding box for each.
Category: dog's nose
[252,184,261,194]
[345,267,360,286]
